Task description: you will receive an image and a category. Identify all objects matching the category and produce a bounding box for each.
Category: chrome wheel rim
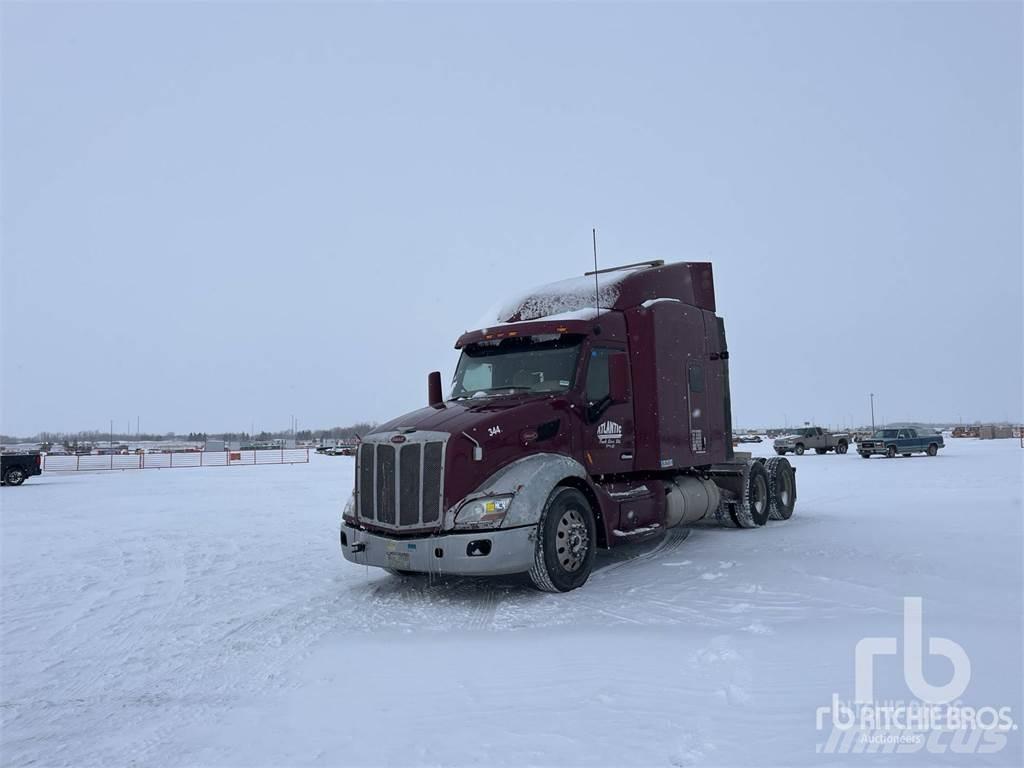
[779,471,792,507]
[555,507,589,572]
[8,469,23,483]
[752,475,768,517]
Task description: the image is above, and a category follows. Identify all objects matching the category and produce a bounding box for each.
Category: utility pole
[870,393,876,432]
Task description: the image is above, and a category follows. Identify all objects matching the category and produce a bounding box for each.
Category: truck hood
[373,394,565,438]
[365,394,575,516]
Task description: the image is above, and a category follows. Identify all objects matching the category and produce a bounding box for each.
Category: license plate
[385,551,411,569]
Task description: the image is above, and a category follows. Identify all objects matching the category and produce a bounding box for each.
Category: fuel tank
[664,475,721,527]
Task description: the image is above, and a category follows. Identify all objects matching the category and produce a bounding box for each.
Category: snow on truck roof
[472,260,716,330]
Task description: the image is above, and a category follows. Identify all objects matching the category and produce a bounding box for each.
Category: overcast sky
[2,2,1021,436]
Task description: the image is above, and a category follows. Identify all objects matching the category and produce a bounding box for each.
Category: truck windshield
[873,429,899,438]
[451,334,582,399]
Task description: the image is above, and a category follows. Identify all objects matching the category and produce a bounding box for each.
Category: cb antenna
[592,228,599,315]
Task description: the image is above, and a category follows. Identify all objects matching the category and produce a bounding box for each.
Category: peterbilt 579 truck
[341,260,797,592]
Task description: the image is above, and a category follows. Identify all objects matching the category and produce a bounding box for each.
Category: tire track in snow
[592,527,693,580]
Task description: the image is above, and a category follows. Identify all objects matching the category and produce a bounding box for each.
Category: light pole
[870,393,875,432]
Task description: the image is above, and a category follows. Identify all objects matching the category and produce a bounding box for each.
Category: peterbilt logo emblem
[597,420,623,447]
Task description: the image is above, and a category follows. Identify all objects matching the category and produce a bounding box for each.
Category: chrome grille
[356,436,447,530]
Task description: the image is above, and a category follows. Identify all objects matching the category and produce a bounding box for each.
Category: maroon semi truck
[341,260,797,592]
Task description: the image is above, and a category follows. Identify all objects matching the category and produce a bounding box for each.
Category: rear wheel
[3,467,25,486]
[731,461,771,528]
[927,444,938,456]
[794,443,806,456]
[886,445,897,458]
[529,487,596,593]
[765,456,796,521]
[837,442,849,454]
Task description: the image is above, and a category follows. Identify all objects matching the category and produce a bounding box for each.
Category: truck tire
[774,449,787,456]
[528,487,596,593]
[731,461,771,528]
[859,452,871,459]
[765,457,796,521]
[794,443,805,456]
[814,448,827,455]
[3,467,26,486]
[837,441,849,454]
[927,443,938,456]
[886,445,897,458]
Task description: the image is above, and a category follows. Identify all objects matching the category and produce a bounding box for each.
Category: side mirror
[428,371,445,409]
[609,354,629,403]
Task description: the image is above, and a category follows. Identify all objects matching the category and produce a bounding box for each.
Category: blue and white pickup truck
[857,428,944,458]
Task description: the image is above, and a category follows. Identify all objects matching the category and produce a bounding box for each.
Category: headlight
[454,495,513,529]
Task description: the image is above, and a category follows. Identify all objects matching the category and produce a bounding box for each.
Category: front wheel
[3,468,26,486]
[927,444,938,456]
[859,452,871,459]
[774,449,787,456]
[529,487,596,593]
[886,445,897,458]
[794,444,806,456]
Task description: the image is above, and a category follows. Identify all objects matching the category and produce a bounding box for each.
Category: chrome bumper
[340,523,537,576]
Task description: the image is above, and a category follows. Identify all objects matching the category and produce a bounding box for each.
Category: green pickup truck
[857,428,945,458]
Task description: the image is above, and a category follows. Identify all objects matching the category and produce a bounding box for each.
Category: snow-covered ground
[1,439,1021,766]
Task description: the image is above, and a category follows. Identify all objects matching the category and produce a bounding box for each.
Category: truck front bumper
[857,444,887,455]
[340,523,537,576]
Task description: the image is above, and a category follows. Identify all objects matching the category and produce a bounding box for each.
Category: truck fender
[445,453,589,529]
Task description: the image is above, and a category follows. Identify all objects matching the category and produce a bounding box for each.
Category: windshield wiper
[452,386,525,401]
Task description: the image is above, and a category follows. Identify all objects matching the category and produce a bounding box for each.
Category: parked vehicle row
[769,426,946,459]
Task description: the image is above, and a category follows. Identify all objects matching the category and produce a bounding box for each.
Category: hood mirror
[428,371,445,409]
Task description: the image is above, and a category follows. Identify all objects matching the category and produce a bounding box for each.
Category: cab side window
[586,348,613,402]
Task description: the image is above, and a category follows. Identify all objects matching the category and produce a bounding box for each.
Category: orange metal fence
[42,448,309,472]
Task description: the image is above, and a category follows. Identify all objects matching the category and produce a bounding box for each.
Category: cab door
[581,346,635,475]
[895,429,911,452]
